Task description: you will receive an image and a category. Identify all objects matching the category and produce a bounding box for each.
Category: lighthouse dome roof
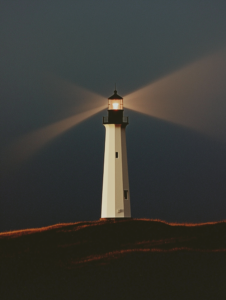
[108,90,123,100]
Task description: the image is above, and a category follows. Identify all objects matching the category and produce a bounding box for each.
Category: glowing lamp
[112,102,119,110]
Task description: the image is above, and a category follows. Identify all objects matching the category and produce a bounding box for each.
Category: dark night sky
[1,1,226,231]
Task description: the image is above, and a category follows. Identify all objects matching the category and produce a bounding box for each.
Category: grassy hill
[0,219,226,300]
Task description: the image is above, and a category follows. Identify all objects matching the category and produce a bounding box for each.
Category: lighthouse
[101,89,131,218]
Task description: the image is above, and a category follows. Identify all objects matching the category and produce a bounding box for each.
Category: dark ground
[0,219,226,300]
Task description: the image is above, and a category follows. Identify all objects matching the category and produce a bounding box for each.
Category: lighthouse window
[124,190,128,200]
[116,152,118,158]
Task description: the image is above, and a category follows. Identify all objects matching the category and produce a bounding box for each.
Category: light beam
[2,106,105,173]
[2,75,106,173]
[43,73,106,119]
[124,49,226,140]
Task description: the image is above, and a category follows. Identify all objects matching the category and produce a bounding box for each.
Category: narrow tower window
[124,190,128,200]
[116,152,118,158]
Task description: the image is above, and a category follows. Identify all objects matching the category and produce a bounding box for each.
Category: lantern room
[108,90,123,110]
[103,89,128,125]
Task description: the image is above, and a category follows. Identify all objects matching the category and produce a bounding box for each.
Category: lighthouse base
[100,218,132,222]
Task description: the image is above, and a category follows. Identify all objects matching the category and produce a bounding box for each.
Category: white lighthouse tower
[101,89,131,218]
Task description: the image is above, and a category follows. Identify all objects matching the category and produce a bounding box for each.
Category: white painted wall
[101,124,131,218]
